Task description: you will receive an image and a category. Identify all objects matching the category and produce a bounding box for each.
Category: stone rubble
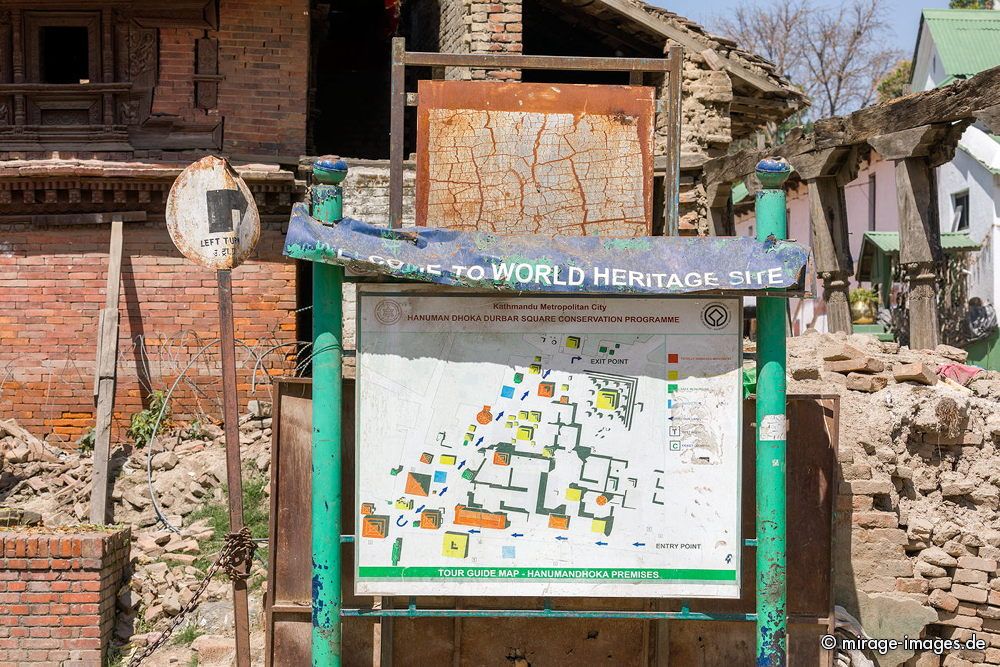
[0,404,274,664]
[2,330,1000,666]
[787,331,1000,667]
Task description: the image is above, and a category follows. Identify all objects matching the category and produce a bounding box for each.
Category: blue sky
[647,0,952,55]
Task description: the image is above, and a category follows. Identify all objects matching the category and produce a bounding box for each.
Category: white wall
[910,24,946,92]
[936,129,1000,307]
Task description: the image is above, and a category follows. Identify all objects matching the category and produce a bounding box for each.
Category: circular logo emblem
[374,299,402,325]
[701,302,731,330]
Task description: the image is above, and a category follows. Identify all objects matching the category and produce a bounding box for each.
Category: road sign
[355,288,743,598]
[165,155,255,667]
[166,155,260,270]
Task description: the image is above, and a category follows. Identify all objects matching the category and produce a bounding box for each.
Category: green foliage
[850,288,879,305]
[127,390,171,448]
[77,427,95,453]
[172,623,203,646]
[135,614,153,634]
[188,464,270,574]
[104,647,125,667]
[949,0,993,8]
[876,60,912,103]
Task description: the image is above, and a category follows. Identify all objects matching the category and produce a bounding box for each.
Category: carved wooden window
[0,1,222,151]
[25,11,101,84]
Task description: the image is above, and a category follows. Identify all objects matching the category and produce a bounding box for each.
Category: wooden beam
[868,125,939,160]
[591,0,788,94]
[13,211,146,226]
[894,157,941,350]
[815,66,1000,149]
[792,148,849,181]
[89,215,124,525]
[730,95,798,111]
[703,65,1000,185]
[975,103,1000,134]
[705,181,733,236]
[895,158,941,266]
[807,178,853,334]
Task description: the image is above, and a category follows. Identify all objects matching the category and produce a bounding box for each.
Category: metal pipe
[341,608,757,621]
[753,158,791,667]
[311,159,348,666]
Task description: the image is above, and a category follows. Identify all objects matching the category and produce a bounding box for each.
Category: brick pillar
[0,528,131,666]
[469,0,522,81]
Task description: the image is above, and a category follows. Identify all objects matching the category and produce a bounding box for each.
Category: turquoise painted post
[311,159,348,666]
[753,158,791,667]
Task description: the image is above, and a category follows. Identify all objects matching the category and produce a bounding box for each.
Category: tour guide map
[356,289,743,598]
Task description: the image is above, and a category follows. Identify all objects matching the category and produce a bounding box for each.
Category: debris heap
[0,404,274,661]
[787,331,1000,666]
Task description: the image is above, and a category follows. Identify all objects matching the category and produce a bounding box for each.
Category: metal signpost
[753,159,793,666]
[308,159,348,665]
[166,155,260,667]
[294,156,799,666]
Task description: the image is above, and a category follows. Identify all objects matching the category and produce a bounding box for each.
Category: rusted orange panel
[415,80,655,237]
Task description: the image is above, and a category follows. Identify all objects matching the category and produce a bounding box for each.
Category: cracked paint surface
[416,81,655,236]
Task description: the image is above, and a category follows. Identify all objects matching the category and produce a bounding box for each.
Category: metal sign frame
[388,37,684,235]
[307,158,796,666]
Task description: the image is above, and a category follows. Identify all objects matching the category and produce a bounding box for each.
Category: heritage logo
[701,302,731,330]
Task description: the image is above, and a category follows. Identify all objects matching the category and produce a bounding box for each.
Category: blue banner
[283,203,809,295]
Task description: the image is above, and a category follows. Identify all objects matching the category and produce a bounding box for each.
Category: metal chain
[126,528,258,667]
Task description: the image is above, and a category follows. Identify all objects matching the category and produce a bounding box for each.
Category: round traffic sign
[166,155,260,270]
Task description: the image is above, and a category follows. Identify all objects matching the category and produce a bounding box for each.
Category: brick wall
[434,0,522,81]
[0,221,297,443]
[0,527,130,666]
[217,0,310,158]
[151,28,203,120]
[439,0,468,57]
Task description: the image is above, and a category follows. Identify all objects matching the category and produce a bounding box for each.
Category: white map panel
[355,289,742,598]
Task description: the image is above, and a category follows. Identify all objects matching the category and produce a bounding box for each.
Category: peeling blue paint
[282,203,809,295]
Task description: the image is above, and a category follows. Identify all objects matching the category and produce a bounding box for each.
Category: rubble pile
[787,331,1000,666]
[0,403,274,660]
[3,331,1000,665]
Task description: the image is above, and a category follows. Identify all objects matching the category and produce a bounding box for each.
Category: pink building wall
[735,154,899,334]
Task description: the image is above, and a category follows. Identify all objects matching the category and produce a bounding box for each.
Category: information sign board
[355,288,743,598]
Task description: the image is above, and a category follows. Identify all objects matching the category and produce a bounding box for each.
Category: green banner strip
[358,567,737,582]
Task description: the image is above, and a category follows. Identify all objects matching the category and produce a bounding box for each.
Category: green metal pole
[311,159,348,666]
[753,158,791,667]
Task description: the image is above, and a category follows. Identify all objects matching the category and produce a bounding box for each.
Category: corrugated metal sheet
[863,230,980,254]
[924,9,1000,78]
[856,231,980,282]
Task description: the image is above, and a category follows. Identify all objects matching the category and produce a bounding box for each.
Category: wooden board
[265,378,365,666]
[89,215,123,525]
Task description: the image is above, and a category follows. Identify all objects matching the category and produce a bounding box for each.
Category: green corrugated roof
[856,230,980,282]
[862,230,980,254]
[731,181,749,205]
[922,9,1000,78]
